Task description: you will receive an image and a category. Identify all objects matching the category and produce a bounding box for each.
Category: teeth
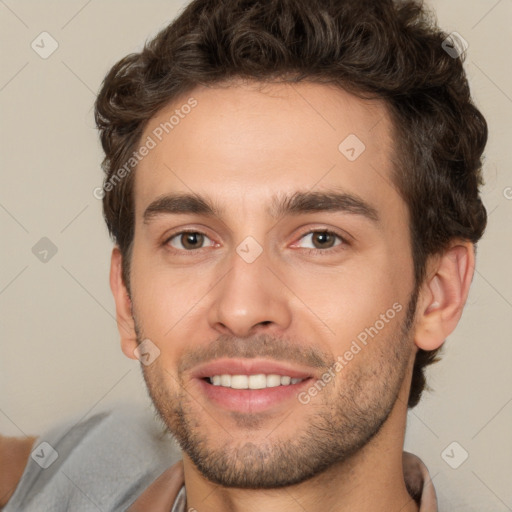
[208,374,305,389]
[231,375,248,389]
[266,374,281,387]
[248,374,267,389]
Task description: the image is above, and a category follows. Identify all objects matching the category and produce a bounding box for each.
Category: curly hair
[94,0,488,408]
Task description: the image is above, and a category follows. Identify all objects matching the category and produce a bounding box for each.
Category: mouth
[191,358,315,413]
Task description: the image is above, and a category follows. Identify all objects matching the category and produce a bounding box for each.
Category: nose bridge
[208,236,291,336]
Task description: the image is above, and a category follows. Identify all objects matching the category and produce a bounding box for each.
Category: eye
[294,230,346,252]
[165,231,214,251]
[163,228,348,254]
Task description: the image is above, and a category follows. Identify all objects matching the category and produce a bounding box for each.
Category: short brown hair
[94,0,487,408]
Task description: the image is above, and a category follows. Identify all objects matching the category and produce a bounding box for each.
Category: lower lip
[195,377,312,413]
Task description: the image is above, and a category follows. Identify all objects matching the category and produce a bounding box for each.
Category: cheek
[281,249,408,348]
[129,251,213,342]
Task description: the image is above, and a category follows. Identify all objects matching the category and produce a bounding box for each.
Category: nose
[207,245,292,338]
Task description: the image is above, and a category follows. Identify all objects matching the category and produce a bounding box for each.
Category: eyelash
[162,229,349,256]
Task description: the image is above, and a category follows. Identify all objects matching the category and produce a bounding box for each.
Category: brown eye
[311,231,337,249]
[298,230,343,251]
[168,231,209,251]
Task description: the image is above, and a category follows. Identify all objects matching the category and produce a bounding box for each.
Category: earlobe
[414,242,475,352]
[110,247,138,360]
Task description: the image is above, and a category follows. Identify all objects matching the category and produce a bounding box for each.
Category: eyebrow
[143,190,380,225]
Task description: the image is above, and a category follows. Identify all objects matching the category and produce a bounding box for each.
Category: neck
[182,391,419,512]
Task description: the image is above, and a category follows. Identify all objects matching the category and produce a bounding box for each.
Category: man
[1,0,487,510]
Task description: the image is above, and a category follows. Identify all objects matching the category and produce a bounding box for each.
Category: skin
[109,80,475,512]
[0,435,37,507]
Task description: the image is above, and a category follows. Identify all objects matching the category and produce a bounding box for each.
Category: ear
[110,246,138,360]
[414,241,475,351]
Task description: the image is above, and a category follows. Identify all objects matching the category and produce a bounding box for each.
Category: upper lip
[191,358,315,380]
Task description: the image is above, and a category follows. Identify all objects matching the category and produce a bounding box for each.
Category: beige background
[1,0,511,509]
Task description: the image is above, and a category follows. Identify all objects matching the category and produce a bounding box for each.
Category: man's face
[128,81,417,488]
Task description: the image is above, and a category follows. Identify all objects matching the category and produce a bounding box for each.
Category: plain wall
[1,1,511,509]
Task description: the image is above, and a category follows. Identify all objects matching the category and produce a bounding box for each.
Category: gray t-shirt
[3,404,183,512]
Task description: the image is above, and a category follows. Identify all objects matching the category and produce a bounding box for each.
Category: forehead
[133,80,400,222]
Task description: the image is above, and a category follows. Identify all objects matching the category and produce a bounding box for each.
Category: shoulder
[3,403,182,512]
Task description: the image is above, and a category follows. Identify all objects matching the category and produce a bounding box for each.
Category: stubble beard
[136,292,417,489]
